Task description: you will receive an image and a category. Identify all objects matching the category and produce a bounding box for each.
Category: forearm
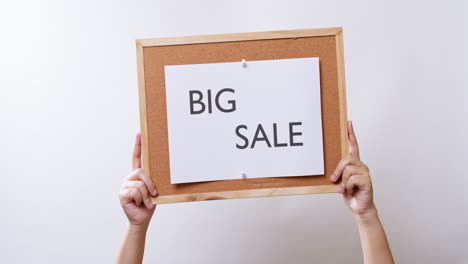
[355,209,394,264]
[116,224,149,264]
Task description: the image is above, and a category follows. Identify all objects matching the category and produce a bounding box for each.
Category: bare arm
[116,133,158,264]
[331,121,394,264]
[354,210,394,264]
[116,224,150,264]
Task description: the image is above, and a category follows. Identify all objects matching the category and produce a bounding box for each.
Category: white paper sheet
[164,57,324,184]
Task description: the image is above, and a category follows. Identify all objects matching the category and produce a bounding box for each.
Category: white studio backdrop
[0,0,466,263]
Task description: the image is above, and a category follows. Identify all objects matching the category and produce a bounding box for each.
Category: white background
[1,1,466,263]
[165,58,324,183]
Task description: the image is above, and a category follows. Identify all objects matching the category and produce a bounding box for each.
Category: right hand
[118,133,158,226]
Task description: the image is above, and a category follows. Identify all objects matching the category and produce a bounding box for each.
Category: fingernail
[151,189,157,196]
[146,200,153,209]
[330,174,336,182]
[337,186,344,193]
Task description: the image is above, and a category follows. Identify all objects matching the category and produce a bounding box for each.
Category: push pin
[241,171,247,179]
[242,59,247,68]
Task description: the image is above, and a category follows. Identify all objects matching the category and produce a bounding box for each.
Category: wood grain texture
[136,44,151,175]
[151,185,339,204]
[334,30,349,157]
[136,28,348,204]
[137,27,342,47]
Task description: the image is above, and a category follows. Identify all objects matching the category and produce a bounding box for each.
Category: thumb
[348,121,360,159]
[132,133,142,170]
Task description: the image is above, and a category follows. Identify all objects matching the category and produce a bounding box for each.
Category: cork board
[136,27,348,204]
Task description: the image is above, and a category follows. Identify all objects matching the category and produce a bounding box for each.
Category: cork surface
[142,36,342,196]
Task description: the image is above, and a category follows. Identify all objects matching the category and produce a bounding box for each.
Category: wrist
[353,206,379,226]
[127,223,149,235]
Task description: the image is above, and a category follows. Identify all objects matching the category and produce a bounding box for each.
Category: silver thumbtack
[242,59,247,68]
[241,171,247,179]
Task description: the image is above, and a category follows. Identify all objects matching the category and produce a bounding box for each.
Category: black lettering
[251,124,272,148]
[289,122,303,146]
[215,88,236,113]
[273,123,287,147]
[235,125,249,149]
[189,90,205,114]
[207,89,212,113]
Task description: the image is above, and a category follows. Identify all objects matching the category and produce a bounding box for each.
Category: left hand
[330,121,376,217]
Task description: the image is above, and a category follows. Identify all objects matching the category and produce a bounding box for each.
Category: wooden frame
[136,27,348,204]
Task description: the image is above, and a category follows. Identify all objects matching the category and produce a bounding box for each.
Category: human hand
[118,133,158,226]
[330,121,376,218]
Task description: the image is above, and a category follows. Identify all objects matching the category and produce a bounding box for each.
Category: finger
[119,188,143,206]
[344,174,370,194]
[340,165,362,189]
[348,121,360,159]
[132,133,142,170]
[122,181,153,209]
[126,169,157,197]
[330,156,361,182]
